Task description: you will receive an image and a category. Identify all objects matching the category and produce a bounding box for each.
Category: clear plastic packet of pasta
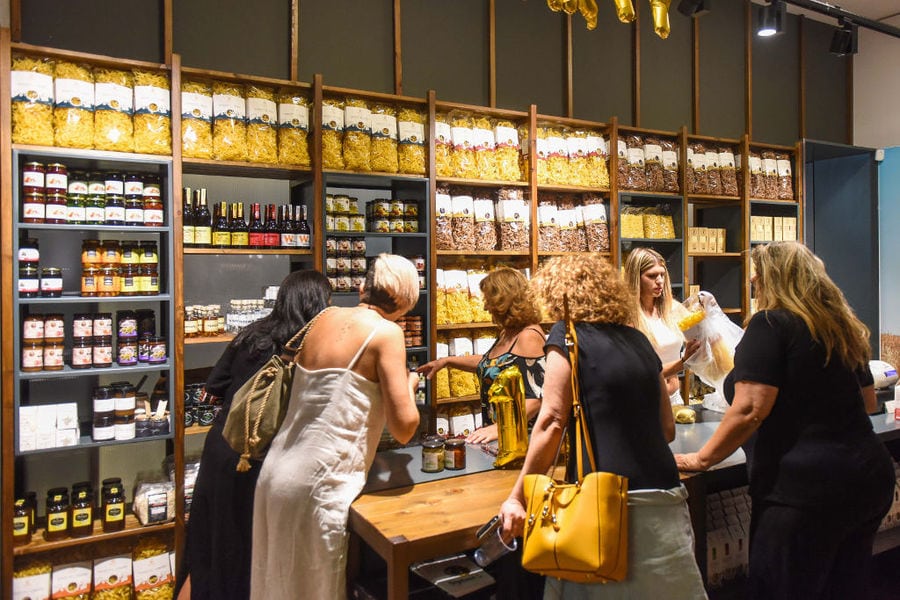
[132,537,174,600]
[583,197,610,252]
[585,131,610,189]
[538,201,561,252]
[435,112,453,177]
[468,270,493,322]
[626,135,647,191]
[473,196,498,251]
[705,145,722,195]
[212,81,246,161]
[321,96,345,169]
[566,129,590,187]
[11,54,55,146]
[371,103,399,173]
[661,139,680,193]
[518,124,531,181]
[435,188,454,250]
[547,126,570,185]
[536,125,552,185]
[688,143,709,194]
[450,192,476,251]
[181,79,213,159]
[277,90,311,166]
[493,119,522,182]
[450,111,478,179]
[398,107,426,174]
[54,61,94,149]
[557,206,577,251]
[343,96,372,171]
[719,146,739,197]
[620,205,644,239]
[472,115,498,180]
[435,270,451,325]
[748,150,763,198]
[496,198,529,250]
[644,137,665,192]
[616,137,631,189]
[93,67,133,152]
[133,69,171,155]
[246,84,277,163]
[761,151,778,199]
[51,560,92,600]
[445,270,475,324]
[573,205,588,251]
[92,554,133,600]
[435,336,451,398]
[776,152,794,200]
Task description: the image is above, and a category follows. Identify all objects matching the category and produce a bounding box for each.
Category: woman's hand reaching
[416,357,446,379]
[466,423,498,444]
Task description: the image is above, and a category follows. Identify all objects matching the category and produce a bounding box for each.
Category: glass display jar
[22,161,45,193]
[22,314,44,342]
[43,314,64,343]
[39,267,63,297]
[101,482,125,532]
[12,498,31,546]
[71,337,93,369]
[69,487,94,537]
[81,239,102,265]
[81,266,100,296]
[42,341,64,371]
[44,488,70,542]
[44,191,67,224]
[45,163,68,192]
[93,313,113,337]
[21,340,43,372]
[421,437,445,473]
[444,438,466,470]
[22,192,45,223]
[18,265,40,298]
[92,336,113,368]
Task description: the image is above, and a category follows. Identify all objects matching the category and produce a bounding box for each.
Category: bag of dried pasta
[496,197,529,251]
[321,96,345,169]
[246,84,277,163]
[54,61,94,149]
[644,137,665,192]
[583,196,610,252]
[343,96,372,171]
[518,124,531,181]
[13,560,51,600]
[472,115,498,180]
[585,130,610,189]
[450,192,476,251]
[450,111,477,179]
[435,112,453,177]
[370,103,399,173]
[705,145,722,195]
[626,135,648,191]
[620,205,644,239]
[661,139,680,192]
[573,205,588,251]
[719,146,739,197]
[616,137,631,189]
[434,336,451,398]
[688,143,709,194]
[435,188,454,249]
[212,81,246,161]
[775,152,794,200]
[449,334,478,396]
[444,270,474,324]
[132,537,174,600]
[51,560,92,599]
[93,68,133,152]
[11,54,55,146]
[92,554,134,600]
[536,125,552,185]
[473,194,498,251]
[435,269,450,325]
[761,151,778,199]
[277,90,311,166]
[468,270,493,323]
[557,206,577,251]
[566,129,590,187]
[181,79,213,159]
[493,119,522,182]
[398,107,426,174]
[748,150,763,198]
[133,69,171,155]
[538,199,561,252]
[547,126,570,185]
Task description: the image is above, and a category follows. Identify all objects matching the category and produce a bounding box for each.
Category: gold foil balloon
[488,365,529,469]
[580,0,599,30]
[547,0,565,11]
[562,0,579,15]
[613,0,636,23]
[650,0,672,39]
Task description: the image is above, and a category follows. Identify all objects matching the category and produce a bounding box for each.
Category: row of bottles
[182,187,311,249]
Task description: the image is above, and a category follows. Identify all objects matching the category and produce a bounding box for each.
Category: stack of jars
[324,236,367,292]
[81,239,159,297]
[17,237,64,299]
[21,313,65,372]
[184,305,224,338]
[363,198,418,233]
[93,382,137,441]
[397,315,424,348]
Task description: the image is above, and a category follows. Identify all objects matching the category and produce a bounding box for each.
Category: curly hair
[480,267,542,329]
[623,247,678,345]
[531,255,634,324]
[752,241,870,370]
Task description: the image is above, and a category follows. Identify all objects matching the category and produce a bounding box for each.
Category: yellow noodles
[133,69,171,154]
[94,68,133,152]
[246,84,277,163]
[11,55,55,145]
[277,90,311,166]
[54,61,94,149]
[212,81,246,161]
[181,80,213,158]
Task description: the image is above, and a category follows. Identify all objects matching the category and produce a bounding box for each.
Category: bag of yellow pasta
[585,130,610,189]
[434,336,451,399]
[343,96,372,171]
[468,270,493,323]
[472,115,498,180]
[54,61,94,149]
[132,538,174,600]
[277,89,311,166]
[435,112,453,177]
[133,69,171,155]
[93,68,134,152]
[321,96,345,169]
[246,84,277,164]
[493,119,523,182]
[11,54,55,146]
[566,129,591,187]
[181,79,213,159]
[449,111,477,179]
[212,81,246,161]
[370,103,399,173]
[444,270,474,324]
[398,107,427,174]
[435,269,451,325]
[13,560,51,600]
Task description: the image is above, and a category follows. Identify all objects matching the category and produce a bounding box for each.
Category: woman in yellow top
[624,247,699,405]
[418,267,546,443]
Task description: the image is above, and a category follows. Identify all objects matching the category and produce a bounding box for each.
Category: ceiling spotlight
[677,0,711,18]
[757,0,785,37]
[830,19,858,56]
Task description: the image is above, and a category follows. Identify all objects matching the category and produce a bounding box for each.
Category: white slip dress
[648,316,686,406]
[250,322,385,600]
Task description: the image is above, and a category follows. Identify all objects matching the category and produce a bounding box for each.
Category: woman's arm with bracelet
[417,353,482,378]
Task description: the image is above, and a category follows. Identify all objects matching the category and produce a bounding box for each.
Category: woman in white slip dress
[250,254,421,600]
[624,248,700,406]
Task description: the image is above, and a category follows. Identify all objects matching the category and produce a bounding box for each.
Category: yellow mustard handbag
[521,299,629,583]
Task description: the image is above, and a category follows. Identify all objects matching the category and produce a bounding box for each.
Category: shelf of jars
[183,248,313,255]
[184,333,235,345]
[19,362,171,380]
[17,294,172,305]
[16,431,175,457]
[13,514,175,557]
[184,425,213,437]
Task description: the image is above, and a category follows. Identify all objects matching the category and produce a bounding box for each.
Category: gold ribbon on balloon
[650,0,672,39]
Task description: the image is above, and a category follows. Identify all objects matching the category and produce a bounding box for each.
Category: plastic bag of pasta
[472,115,498,180]
[435,187,454,249]
[537,200,560,252]
[583,196,610,252]
[133,69,171,155]
[435,112,453,177]
[398,107,426,174]
[132,537,174,600]
[644,137,665,192]
[181,80,213,159]
[321,96,345,169]
[719,146,739,197]
[246,84,277,163]
[497,198,529,250]
[449,111,477,179]
[573,205,588,251]
[435,270,451,325]
[343,96,372,171]
[277,90,311,166]
[661,139,680,192]
[444,270,474,324]
[536,125,552,185]
[620,205,644,239]
[370,103,399,173]
[92,554,133,600]
[434,336,451,398]
[212,81,246,161]
[13,560,51,600]
[626,135,648,190]
[518,124,531,181]
[51,560,92,599]
[567,129,590,186]
[473,195,498,251]
[493,119,522,182]
[468,270,493,323]
[748,150,763,198]
[761,151,778,199]
[93,68,133,152]
[585,131,610,189]
[688,142,709,194]
[450,192,476,251]
[775,152,794,200]
[548,126,570,185]
[11,54,55,146]
[54,61,94,149]
[705,145,722,195]
[557,206,577,251]
[616,137,631,189]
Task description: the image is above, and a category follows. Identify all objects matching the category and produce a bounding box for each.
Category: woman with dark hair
[176,269,332,600]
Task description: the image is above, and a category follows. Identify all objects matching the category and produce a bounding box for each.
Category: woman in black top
[499,255,706,599]
[676,242,895,599]
[176,269,331,600]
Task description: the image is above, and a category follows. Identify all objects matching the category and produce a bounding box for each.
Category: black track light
[830,18,858,56]
[757,0,786,37]
[677,0,711,18]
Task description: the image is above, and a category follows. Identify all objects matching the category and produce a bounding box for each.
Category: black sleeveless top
[475,327,546,425]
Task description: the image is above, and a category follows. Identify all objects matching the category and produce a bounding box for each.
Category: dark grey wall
[804,19,850,143]
[639,5,692,131]
[698,0,746,139]
[752,7,801,145]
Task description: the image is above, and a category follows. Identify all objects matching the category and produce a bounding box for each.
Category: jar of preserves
[22,161,45,193]
[44,488,70,542]
[101,483,125,532]
[389,199,404,217]
[116,338,138,366]
[147,336,168,364]
[351,238,366,256]
[124,197,144,226]
[42,342,64,370]
[114,419,135,441]
[85,191,105,225]
[124,173,144,198]
[334,214,350,232]
[88,172,106,196]
[404,201,419,217]
[73,313,93,338]
[144,196,164,226]
[39,267,63,297]
[138,333,153,362]
[139,240,159,264]
[100,240,121,264]
[93,386,115,421]
[389,218,405,234]
[150,414,171,436]
[350,215,366,232]
[69,487,93,537]
[67,170,88,195]
[18,238,40,265]
[333,194,350,214]
[372,199,390,218]
[25,492,37,534]
[119,265,140,296]
[93,313,113,337]
[22,192,45,223]
[12,498,31,546]
[23,315,45,341]
[81,239,102,265]
[71,337,93,369]
[142,174,161,200]
[421,437,445,473]
[104,194,126,225]
[444,438,466,470]
[18,265,40,298]
[43,314,64,342]
[404,218,419,233]
[81,266,100,296]
[139,264,159,295]
[92,336,113,368]
[66,193,86,224]
[45,163,68,192]
[104,172,125,196]
[120,241,139,264]
[93,414,114,440]
[135,414,151,437]
[21,340,43,372]
[98,266,120,297]
[44,191,68,224]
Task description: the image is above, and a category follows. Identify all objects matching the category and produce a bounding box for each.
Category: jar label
[144,208,164,224]
[40,277,63,291]
[22,202,45,221]
[143,184,161,198]
[45,203,67,220]
[115,395,136,411]
[120,276,138,292]
[85,206,105,222]
[422,451,443,473]
[114,423,136,440]
[21,347,43,368]
[72,346,93,366]
[94,397,115,413]
[23,169,46,188]
[124,180,144,196]
[72,507,92,524]
[93,425,115,441]
[89,181,106,194]
[149,342,167,362]
[18,278,40,293]
[118,344,138,364]
[105,180,125,195]
[44,318,64,337]
[67,205,86,222]
[94,319,112,336]
[105,205,126,222]
[47,513,68,532]
[43,345,64,366]
[125,208,144,223]
[82,274,98,293]
[68,180,89,194]
[13,516,29,535]
[23,320,44,339]
[18,247,40,263]
[105,503,124,521]
[73,318,92,337]
[93,346,113,364]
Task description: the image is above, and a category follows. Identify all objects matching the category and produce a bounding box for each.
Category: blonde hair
[479,267,542,330]
[361,253,419,314]
[531,255,634,324]
[752,241,870,369]
[623,247,678,345]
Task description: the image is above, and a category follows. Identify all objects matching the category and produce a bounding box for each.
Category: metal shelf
[19,362,171,380]
[16,432,174,456]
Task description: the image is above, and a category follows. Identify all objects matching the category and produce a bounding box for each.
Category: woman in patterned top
[418,267,546,443]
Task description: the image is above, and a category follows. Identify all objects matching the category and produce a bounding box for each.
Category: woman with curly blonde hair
[677,242,894,599]
[499,254,706,599]
[418,266,545,444]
